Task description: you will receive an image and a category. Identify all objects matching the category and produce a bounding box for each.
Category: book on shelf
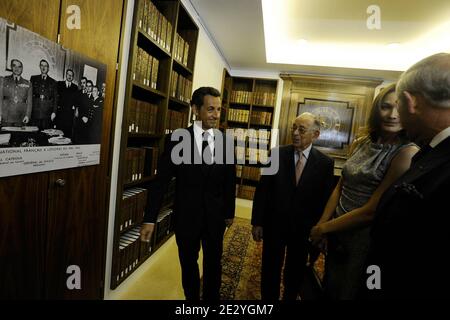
[166,21,172,52]
[242,166,261,181]
[227,109,249,123]
[231,90,252,104]
[128,99,158,134]
[183,41,189,66]
[133,49,159,90]
[143,146,159,177]
[156,208,173,244]
[239,185,256,200]
[253,91,276,106]
[165,110,187,134]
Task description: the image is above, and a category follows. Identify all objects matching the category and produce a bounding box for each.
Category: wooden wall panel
[43,0,125,299]
[0,173,49,299]
[0,0,60,300]
[45,167,103,299]
[0,0,60,40]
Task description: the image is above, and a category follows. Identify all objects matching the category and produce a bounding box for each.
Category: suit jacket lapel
[285,145,297,186]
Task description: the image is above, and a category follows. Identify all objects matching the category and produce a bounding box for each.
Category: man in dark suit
[55,69,79,139]
[140,87,236,301]
[0,59,32,127]
[365,53,450,299]
[252,112,335,300]
[75,85,103,144]
[30,59,57,130]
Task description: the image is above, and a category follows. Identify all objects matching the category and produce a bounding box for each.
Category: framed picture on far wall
[297,98,355,154]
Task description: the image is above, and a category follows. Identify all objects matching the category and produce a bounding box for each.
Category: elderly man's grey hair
[297,112,321,131]
[396,53,450,108]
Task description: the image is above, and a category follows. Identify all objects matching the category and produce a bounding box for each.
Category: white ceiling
[189,0,450,80]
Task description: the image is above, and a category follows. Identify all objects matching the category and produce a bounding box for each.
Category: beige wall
[181,0,228,92]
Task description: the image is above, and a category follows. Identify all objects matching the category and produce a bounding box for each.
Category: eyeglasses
[291,126,312,134]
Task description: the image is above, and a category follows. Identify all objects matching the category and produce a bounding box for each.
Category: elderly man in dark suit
[0,59,32,127]
[365,53,450,299]
[30,59,57,130]
[252,112,335,300]
[55,69,79,138]
[140,87,236,301]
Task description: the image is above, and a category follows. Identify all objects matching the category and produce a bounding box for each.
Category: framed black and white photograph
[0,17,107,178]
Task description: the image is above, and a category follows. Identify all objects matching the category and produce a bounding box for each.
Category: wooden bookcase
[110,0,198,289]
[220,70,278,201]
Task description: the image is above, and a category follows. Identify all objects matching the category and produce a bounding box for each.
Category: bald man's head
[291,112,321,151]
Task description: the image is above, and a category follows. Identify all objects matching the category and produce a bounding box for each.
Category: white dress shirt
[193,121,215,163]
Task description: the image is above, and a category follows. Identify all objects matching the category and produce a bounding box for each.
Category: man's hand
[51,112,56,121]
[22,116,29,124]
[140,223,155,242]
[252,226,263,242]
[82,116,88,123]
[225,218,234,228]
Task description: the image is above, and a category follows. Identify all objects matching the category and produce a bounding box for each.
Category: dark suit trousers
[175,223,226,301]
[261,233,308,300]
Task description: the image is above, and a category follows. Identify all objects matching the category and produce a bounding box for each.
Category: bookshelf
[111,0,199,289]
[220,70,278,201]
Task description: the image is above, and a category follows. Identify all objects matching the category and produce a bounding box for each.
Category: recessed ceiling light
[262,0,450,71]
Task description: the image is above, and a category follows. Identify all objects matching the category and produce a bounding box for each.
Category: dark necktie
[411,144,432,165]
[15,77,19,85]
[202,132,213,165]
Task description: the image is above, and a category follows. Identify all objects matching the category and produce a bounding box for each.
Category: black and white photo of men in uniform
[0,59,32,127]
[30,59,57,130]
[74,85,103,144]
[55,69,79,138]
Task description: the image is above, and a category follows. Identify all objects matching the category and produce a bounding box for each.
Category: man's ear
[403,91,418,114]
[313,130,320,140]
[192,105,199,118]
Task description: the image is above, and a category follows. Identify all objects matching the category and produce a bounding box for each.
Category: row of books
[133,48,159,89]
[231,90,276,106]
[236,165,261,181]
[138,0,172,52]
[236,146,269,163]
[238,185,257,200]
[155,208,173,245]
[231,90,252,104]
[228,109,249,123]
[127,99,158,134]
[120,188,148,233]
[253,91,276,106]
[250,111,272,126]
[116,207,175,282]
[165,109,188,134]
[170,70,193,103]
[231,128,271,144]
[248,148,269,163]
[124,147,159,183]
[117,227,141,282]
[173,33,190,67]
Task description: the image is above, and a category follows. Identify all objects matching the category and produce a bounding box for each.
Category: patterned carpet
[220,217,325,300]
